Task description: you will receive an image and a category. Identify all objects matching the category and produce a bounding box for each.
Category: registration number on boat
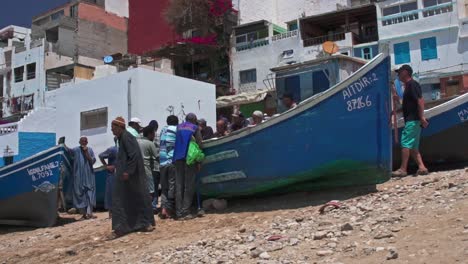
[346,96,372,112]
[459,108,468,122]
[28,161,59,181]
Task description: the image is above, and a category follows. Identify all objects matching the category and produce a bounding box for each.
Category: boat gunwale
[397,92,468,128]
[0,144,69,178]
[204,53,388,148]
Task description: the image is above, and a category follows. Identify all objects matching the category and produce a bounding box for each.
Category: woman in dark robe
[111,117,155,237]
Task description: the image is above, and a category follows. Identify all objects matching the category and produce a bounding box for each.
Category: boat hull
[393,94,468,169]
[199,56,392,198]
[0,146,70,227]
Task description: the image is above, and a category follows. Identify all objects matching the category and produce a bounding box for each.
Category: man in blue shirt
[173,113,203,220]
[98,140,118,218]
[159,115,179,219]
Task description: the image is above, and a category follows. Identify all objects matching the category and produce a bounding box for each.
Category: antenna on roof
[322,41,339,56]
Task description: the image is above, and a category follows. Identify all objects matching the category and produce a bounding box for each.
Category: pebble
[289,238,299,246]
[341,223,353,231]
[250,248,262,258]
[387,248,399,260]
[374,232,394,240]
[316,250,334,257]
[259,252,271,260]
[54,234,61,239]
[313,231,328,240]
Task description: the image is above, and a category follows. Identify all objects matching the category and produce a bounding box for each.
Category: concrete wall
[55,68,216,166]
[105,0,129,18]
[238,0,348,27]
[385,28,461,78]
[376,0,459,40]
[76,19,128,59]
[57,27,76,57]
[78,3,128,32]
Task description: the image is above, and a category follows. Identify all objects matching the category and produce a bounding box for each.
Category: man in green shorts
[392,65,429,177]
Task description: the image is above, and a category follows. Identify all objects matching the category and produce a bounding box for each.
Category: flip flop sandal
[417,169,429,175]
[391,169,407,177]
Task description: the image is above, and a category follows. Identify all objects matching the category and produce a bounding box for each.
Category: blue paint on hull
[0,145,71,227]
[199,56,392,197]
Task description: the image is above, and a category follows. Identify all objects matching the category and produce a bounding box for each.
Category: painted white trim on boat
[201,171,247,184]
[203,150,239,164]
[397,92,468,128]
[204,53,388,148]
[0,151,65,179]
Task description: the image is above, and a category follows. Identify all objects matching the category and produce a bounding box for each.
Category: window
[362,47,372,60]
[423,0,451,7]
[26,63,36,80]
[70,5,78,18]
[239,69,256,84]
[80,107,108,132]
[420,37,437,60]
[394,42,411,64]
[50,10,64,21]
[288,22,298,31]
[282,50,294,59]
[236,29,269,45]
[14,66,24,83]
[383,2,418,16]
[312,70,330,94]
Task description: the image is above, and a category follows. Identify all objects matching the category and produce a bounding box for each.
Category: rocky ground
[1,168,468,264]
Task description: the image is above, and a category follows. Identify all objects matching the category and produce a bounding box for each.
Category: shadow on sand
[206,184,378,215]
[0,215,78,235]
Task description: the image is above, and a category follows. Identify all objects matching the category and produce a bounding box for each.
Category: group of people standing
[69,113,204,237]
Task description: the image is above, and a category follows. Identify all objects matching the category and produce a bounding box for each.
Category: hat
[130,117,142,125]
[395,64,413,76]
[252,110,263,117]
[112,116,126,128]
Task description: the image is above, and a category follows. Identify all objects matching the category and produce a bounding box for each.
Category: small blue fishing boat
[0,145,71,227]
[199,54,392,197]
[393,92,468,168]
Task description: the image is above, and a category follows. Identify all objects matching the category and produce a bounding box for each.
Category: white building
[231,3,379,94]
[0,68,216,167]
[376,0,468,99]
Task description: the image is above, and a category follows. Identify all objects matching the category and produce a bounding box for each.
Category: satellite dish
[104,56,114,64]
[322,41,339,55]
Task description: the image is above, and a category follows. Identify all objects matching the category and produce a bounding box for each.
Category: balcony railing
[0,124,18,136]
[381,2,454,27]
[422,3,453,17]
[382,10,419,26]
[303,32,345,47]
[236,38,269,52]
[272,30,298,42]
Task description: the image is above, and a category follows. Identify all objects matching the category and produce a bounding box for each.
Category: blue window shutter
[420,37,437,61]
[394,42,410,64]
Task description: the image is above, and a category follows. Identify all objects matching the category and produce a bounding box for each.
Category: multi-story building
[376,0,468,100]
[0,0,130,119]
[0,26,45,120]
[231,2,379,94]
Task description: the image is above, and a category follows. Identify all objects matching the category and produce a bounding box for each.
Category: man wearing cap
[127,117,142,137]
[392,65,429,177]
[111,117,154,236]
[250,111,264,126]
[173,113,203,220]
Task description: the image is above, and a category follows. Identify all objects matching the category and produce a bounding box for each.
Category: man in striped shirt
[159,115,179,219]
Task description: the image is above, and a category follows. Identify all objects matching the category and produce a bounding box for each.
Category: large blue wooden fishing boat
[0,145,71,227]
[198,54,392,197]
[393,92,468,168]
